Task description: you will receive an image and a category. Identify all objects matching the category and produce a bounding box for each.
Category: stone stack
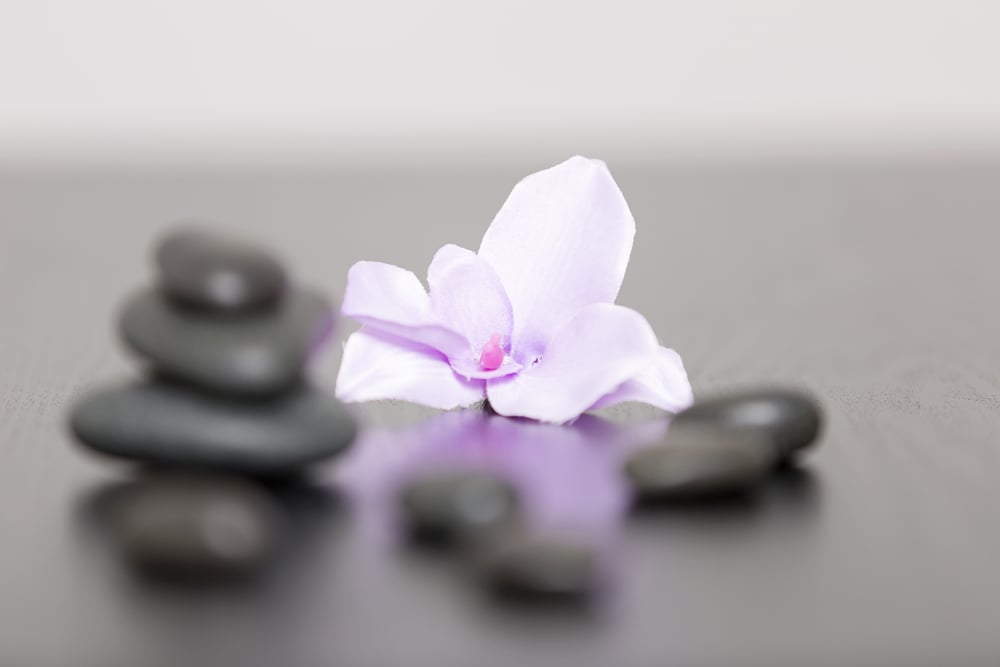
[69,226,356,576]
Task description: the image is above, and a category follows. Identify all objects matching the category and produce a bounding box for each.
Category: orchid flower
[335,156,693,423]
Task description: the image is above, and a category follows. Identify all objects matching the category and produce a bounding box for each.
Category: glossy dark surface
[2,160,1000,666]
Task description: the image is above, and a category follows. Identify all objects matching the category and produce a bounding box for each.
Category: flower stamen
[479,333,504,371]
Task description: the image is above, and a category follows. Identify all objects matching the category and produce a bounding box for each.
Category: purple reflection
[333,409,669,546]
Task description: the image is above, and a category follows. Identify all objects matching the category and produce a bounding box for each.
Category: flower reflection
[334,409,669,544]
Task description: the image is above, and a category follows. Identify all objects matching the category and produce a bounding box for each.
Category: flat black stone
[155,227,286,312]
[624,426,775,501]
[670,388,823,461]
[398,471,519,546]
[119,286,333,396]
[111,473,280,577]
[70,380,356,475]
[476,532,599,601]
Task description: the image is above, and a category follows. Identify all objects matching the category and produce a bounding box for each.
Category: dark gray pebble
[112,474,280,577]
[624,427,775,501]
[155,227,286,312]
[476,532,600,600]
[398,471,519,545]
[70,380,356,475]
[671,388,822,461]
[119,286,333,396]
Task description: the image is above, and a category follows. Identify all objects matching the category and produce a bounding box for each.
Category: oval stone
[476,531,600,600]
[111,474,280,577]
[155,227,286,312]
[670,388,823,461]
[119,286,333,396]
[398,471,520,546]
[70,380,356,475]
[624,426,775,501]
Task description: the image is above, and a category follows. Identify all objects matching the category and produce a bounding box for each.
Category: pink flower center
[479,333,504,371]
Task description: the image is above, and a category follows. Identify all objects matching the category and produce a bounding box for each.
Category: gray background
[3,2,1000,164]
[1,159,999,665]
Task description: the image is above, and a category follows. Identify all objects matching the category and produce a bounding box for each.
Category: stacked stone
[69,227,356,577]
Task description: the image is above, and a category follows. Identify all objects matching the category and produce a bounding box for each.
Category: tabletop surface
[1,159,999,667]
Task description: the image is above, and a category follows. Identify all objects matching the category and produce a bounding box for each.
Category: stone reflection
[71,476,345,664]
[334,409,670,545]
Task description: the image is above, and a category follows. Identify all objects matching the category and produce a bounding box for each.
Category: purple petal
[478,156,635,363]
[485,303,660,423]
[588,346,694,412]
[341,260,468,359]
[426,243,474,291]
[335,327,486,409]
[426,244,514,366]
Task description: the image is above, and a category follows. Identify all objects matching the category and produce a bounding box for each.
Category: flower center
[478,333,504,371]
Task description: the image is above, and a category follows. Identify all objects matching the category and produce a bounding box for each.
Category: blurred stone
[70,380,356,475]
[476,531,599,601]
[112,474,280,577]
[624,426,775,501]
[119,286,332,396]
[671,388,823,461]
[398,470,519,546]
[156,227,286,312]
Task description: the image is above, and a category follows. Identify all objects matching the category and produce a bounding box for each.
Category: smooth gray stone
[120,286,333,396]
[671,388,823,460]
[398,471,519,546]
[155,227,286,312]
[70,380,356,475]
[476,531,599,600]
[112,474,280,577]
[624,426,775,501]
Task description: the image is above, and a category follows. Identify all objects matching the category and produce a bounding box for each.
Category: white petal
[335,328,486,409]
[478,156,635,362]
[427,243,475,292]
[486,303,659,423]
[588,347,694,412]
[341,260,468,359]
[427,244,514,361]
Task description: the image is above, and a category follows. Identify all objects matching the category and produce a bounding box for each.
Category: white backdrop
[2,0,999,164]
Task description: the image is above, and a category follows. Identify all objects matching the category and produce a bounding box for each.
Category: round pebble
[671,388,823,461]
[398,471,520,545]
[155,227,286,312]
[70,380,356,475]
[111,474,280,577]
[624,426,775,501]
[476,531,600,600]
[119,286,333,396]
